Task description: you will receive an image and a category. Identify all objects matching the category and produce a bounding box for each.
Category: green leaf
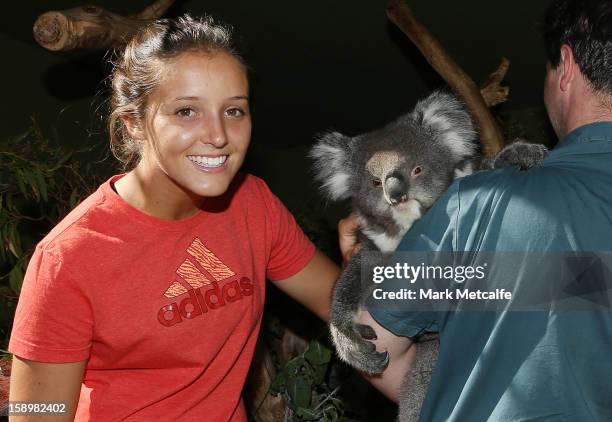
[15,170,27,199]
[69,188,80,208]
[270,370,286,393]
[5,192,13,211]
[304,340,332,366]
[286,376,312,409]
[48,153,72,171]
[312,363,327,386]
[8,264,24,294]
[23,168,39,201]
[57,152,72,165]
[294,407,319,420]
[13,223,23,257]
[285,356,308,377]
[0,223,6,262]
[34,168,48,201]
[6,223,22,258]
[304,341,332,384]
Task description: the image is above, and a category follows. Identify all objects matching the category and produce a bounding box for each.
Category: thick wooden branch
[480,57,510,107]
[33,0,176,51]
[386,0,505,156]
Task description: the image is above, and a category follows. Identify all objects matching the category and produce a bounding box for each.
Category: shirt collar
[555,121,612,149]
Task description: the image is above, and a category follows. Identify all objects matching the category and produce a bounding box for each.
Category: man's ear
[559,44,576,92]
[120,114,146,141]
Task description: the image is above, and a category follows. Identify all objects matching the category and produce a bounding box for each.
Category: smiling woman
[116,51,252,218]
[7,14,341,421]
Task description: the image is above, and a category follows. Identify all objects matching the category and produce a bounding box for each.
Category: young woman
[8,15,341,421]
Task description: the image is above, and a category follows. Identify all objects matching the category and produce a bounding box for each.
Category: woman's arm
[271,248,414,402]
[9,356,86,421]
[271,249,338,322]
[270,212,363,320]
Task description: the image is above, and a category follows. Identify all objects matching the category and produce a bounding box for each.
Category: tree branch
[386,0,505,156]
[480,57,510,108]
[132,0,177,20]
[33,0,176,51]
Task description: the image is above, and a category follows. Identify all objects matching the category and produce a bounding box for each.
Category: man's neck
[561,91,612,138]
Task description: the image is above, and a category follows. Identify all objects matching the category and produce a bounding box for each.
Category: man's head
[542,0,612,138]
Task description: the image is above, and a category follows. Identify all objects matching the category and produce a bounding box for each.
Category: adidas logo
[157,238,253,327]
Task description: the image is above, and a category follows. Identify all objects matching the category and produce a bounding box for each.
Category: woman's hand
[338,212,361,267]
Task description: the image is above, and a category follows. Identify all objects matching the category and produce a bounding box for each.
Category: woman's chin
[190,178,233,198]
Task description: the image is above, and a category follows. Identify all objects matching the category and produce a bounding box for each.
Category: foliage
[268,339,343,421]
[0,119,106,347]
[252,312,395,422]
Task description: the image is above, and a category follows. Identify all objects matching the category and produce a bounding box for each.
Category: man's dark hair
[544,0,612,93]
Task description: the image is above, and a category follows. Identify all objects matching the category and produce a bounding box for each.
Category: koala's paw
[355,322,377,340]
[491,140,549,170]
[330,323,389,374]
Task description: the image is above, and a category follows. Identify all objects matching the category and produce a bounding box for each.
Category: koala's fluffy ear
[310,131,354,201]
[411,91,478,160]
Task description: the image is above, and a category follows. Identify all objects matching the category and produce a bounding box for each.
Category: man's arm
[356,309,415,402]
[9,356,85,422]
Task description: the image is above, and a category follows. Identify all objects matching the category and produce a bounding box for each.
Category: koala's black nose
[384,175,408,205]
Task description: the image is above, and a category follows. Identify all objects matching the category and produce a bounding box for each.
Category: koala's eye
[372,178,382,187]
[412,166,423,176]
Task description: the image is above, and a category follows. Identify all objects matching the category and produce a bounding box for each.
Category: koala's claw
[355,323,377,340]
[363,349,389,374]
[330,323,389,374]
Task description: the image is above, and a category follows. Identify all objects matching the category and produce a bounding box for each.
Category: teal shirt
[368,122,612,421]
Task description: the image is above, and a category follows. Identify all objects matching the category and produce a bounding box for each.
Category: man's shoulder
[455,165,556,201]
[450,165,564,231]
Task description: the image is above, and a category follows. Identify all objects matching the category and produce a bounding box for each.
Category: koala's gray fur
[310,90,548,421]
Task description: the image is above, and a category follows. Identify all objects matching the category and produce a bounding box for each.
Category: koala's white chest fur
[360,199,423,253]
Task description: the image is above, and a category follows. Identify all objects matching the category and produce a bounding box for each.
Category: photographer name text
[372,288,512,301]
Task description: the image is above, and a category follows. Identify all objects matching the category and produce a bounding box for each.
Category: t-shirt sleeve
[9,244,93,362]
[253,178,316,281]
[366,180,461,338]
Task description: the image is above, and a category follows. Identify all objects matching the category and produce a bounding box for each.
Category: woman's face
[140,51,251,198]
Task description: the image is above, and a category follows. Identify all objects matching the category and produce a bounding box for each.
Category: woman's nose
[201,114,228,148]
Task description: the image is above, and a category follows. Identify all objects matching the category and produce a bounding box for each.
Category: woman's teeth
[187,155,228,167]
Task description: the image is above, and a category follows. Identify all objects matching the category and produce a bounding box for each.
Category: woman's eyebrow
[171,95,249,101]
[173,96,200,101]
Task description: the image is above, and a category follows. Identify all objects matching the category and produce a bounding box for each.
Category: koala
[310,90,548,421]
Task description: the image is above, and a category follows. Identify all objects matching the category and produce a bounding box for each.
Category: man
[345,0,612,420]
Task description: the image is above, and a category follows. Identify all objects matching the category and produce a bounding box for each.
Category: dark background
[1,0,554,215]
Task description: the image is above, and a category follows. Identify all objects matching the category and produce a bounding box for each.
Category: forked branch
[480,57,510,108]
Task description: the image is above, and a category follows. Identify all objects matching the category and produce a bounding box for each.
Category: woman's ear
[120,114,146,141]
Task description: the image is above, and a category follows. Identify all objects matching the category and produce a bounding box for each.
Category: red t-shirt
[9,173,316,421]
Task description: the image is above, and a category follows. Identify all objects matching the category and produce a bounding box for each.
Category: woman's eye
[373,178,382,187]
[176,108,196,118]
[225,107,245,118]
